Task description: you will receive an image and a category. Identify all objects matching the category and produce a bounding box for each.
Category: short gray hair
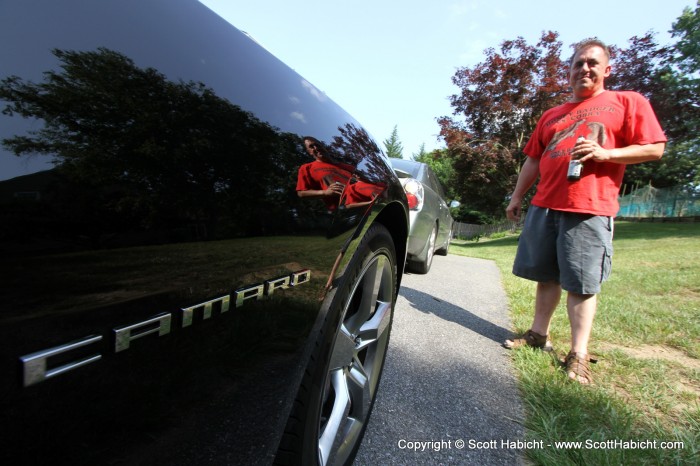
[570,38,611,65]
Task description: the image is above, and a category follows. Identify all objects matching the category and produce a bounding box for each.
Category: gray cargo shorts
[513,205,613,294]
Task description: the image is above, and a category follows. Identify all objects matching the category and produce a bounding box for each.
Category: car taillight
[403,178,424,211]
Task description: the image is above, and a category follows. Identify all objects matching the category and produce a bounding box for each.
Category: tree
[383,125,404,159]
[667,3,700,189]
[440,31,569,218]
[671,4,700,75]
[412,143,428,162]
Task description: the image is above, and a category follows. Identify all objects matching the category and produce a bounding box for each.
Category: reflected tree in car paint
[0,48,324,245]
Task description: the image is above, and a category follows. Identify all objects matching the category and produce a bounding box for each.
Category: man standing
[504,39,666,384]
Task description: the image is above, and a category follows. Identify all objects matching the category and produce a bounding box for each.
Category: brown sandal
[503,329,553,351]
[564,351,595,385]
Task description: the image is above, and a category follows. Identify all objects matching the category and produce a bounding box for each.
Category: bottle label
[568,136,585,181]
[567,160,582,180]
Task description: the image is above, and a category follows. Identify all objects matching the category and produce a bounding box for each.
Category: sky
[200,0,695,158]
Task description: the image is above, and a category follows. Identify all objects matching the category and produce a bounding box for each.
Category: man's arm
[297,182,345,199]
[574,141,665,165]
[297,189,327,199]
[505,156,540,222]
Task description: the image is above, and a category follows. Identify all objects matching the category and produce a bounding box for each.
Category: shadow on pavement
[400,286,513,345]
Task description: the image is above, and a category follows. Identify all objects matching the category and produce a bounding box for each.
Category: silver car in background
[390,159,458,274]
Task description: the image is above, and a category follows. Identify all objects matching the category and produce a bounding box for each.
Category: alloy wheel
[317,252,394,466]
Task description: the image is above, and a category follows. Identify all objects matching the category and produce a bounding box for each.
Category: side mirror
[449,200,461,208]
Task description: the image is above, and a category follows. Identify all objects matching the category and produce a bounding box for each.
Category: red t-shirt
[296,160,352,191]
[296,160,352,211]
[524,91,666,216]
[344,180,385,205]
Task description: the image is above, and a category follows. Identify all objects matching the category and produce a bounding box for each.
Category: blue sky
[201,0,695,158]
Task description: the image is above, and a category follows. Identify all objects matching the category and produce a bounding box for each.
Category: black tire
[407,223,436,274]
[275,223,397,466]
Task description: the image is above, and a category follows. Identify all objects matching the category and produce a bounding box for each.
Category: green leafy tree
[412,143,428,162]
[667,3,700,188]
[383,125,404,159]
[672,4,700,75]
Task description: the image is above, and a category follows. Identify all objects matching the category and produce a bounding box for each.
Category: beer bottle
[567,137,585,181]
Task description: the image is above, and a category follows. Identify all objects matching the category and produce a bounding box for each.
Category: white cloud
[301,79,326,102]
[290,111,306,123]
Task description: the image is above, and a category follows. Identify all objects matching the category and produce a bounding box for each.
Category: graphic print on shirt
[545,121,608,158]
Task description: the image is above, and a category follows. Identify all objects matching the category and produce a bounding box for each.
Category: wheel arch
[373,200,409,286]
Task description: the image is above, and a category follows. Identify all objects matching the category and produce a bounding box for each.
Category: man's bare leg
[505,281,561,348]
[567,292,596,354]
[566,292,597,383]
[531,281,562,336]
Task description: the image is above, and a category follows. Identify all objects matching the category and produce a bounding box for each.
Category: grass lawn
[451,221,699,465]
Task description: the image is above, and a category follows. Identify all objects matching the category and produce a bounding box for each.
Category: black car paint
[0,1,408,464]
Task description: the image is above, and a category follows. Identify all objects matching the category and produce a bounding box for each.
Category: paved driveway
[355,254,525,465]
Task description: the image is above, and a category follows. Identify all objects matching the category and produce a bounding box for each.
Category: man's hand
[506,197,522,222]
[573,139,665,165]
[573,138,611,163]
[505,156,539,223]
[325,182,345,196]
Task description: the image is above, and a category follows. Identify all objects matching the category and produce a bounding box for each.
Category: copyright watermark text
[396,438,684,452]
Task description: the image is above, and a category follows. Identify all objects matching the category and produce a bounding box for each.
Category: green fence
[617,185,700,219]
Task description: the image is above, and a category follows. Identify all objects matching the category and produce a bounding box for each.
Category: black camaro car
[0,1,409,465]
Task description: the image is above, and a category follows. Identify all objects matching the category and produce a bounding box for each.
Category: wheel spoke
[328,326,356,371]
[344,256,386,335]
[356,300,391,351]
[347,364,370,420]
[318,369,351,466]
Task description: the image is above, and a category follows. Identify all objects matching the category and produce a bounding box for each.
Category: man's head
[303,136,326,161]
[569,39,611,102]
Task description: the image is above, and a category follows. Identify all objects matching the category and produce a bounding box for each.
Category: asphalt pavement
[354,254,525,466]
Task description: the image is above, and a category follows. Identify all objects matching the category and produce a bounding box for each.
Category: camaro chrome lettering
[18,269,311,386]
[234,269,311,307]
[20,335,103,387]
[265,275,291,295]
[181,295,231,327]
[234,283,265,308]
[290,269,311,286]
[113,313,172,352]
